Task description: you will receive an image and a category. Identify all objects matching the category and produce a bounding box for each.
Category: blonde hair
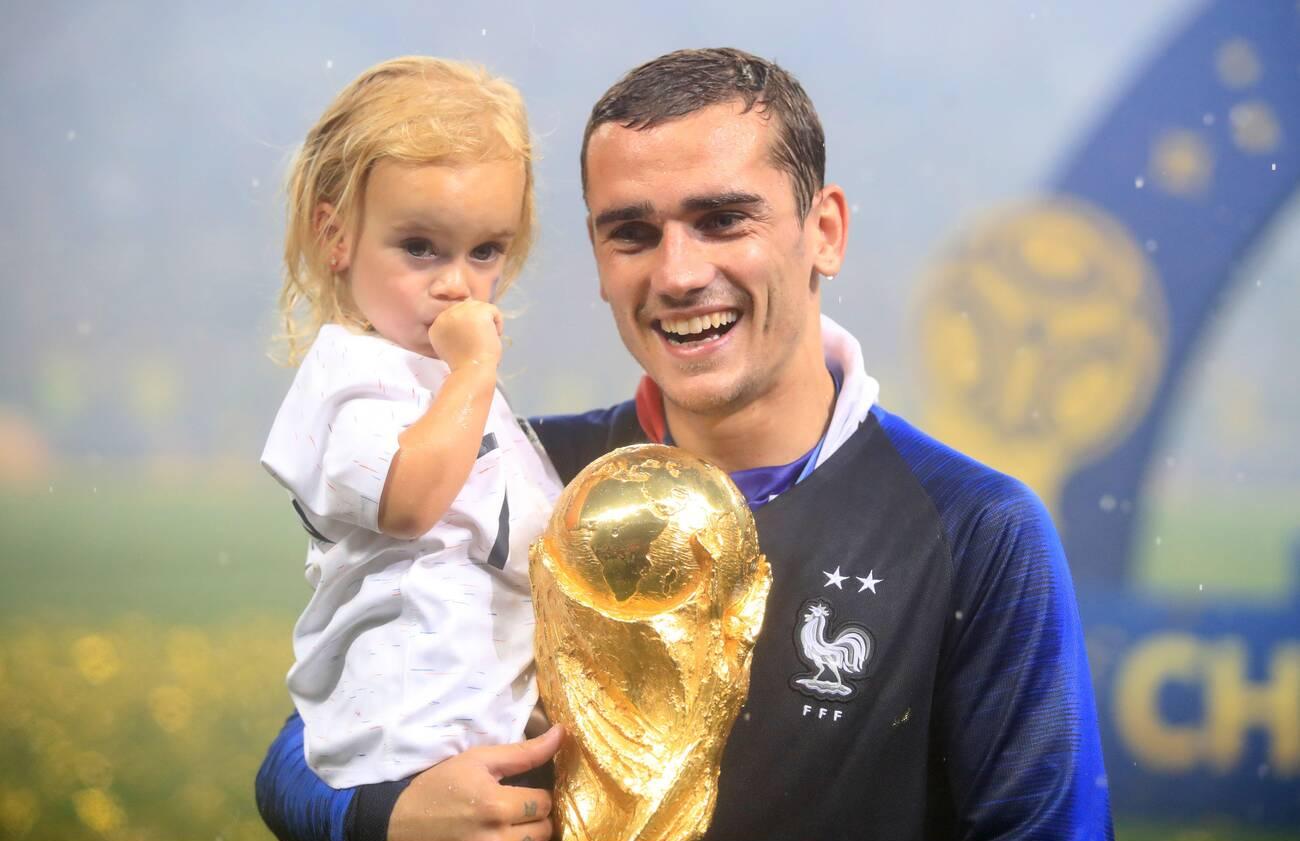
[278,56,535,364]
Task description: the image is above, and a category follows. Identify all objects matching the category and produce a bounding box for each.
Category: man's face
[585,102,832,418]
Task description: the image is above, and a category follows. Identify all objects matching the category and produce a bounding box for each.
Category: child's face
[338,158,525,357]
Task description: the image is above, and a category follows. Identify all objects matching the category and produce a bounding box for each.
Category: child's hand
[428,300,503,370]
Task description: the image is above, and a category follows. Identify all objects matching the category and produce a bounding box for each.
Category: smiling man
[584,94,843,475]
[256,48,1114,841]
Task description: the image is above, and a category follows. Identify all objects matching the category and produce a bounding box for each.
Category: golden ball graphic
[917,198,1170,507]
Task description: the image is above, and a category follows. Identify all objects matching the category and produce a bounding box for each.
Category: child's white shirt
[261,324,561,787]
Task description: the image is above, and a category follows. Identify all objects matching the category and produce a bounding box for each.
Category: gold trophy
[529,444,771,841]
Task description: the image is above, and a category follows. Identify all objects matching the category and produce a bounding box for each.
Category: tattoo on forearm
[524,800,538,818]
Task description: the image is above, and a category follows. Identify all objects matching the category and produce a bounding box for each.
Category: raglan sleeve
[255,711,355,841]
[256,711,408,841]
[261,333,433,534]
[934,477,1114,840]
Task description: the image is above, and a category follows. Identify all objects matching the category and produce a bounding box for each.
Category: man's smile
[653,308,741,346]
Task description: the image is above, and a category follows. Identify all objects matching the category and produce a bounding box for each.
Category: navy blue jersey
[256,402,1113,840]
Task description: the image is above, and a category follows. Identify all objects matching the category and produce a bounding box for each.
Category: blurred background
[1,1,1297,838]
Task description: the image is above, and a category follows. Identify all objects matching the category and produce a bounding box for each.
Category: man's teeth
[660,311,738,337]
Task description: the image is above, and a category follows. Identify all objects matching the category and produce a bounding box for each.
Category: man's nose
[430,261,471,301]
[650,224,711,299]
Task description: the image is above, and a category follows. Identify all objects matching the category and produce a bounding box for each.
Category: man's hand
[388,725,563,841]
[428,300,504,371]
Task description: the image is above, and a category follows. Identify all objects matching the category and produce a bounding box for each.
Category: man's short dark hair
[581,47,826,218]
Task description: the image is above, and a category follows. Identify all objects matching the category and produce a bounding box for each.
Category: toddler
[261,56,560,787]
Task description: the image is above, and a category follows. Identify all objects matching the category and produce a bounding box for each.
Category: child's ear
[314,202,350,272]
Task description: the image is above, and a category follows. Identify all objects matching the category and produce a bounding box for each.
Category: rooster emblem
[791,600,873,700]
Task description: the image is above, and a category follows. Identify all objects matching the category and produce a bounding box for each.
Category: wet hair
[582,47,825,217]
[278,56,534,363]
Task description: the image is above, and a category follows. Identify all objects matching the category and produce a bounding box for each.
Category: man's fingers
[496,784,553,825]
[481,724,563,779]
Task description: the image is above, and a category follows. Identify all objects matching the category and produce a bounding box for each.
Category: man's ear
[314,202,350,272]
[809,185,849,280]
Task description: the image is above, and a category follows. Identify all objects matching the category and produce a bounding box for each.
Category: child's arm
[378,299,503,540]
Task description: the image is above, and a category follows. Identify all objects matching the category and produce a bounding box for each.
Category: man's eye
[610,223,658,247]
[702,212,744,232]
[402,239,436,259]
[470,243,504,262]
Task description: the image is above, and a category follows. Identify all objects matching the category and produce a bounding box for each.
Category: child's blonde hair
[279,56,535,364]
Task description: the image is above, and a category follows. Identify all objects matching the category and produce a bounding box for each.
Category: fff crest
[790,599,874,701]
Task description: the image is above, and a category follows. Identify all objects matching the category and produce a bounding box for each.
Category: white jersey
[261,324,562,787]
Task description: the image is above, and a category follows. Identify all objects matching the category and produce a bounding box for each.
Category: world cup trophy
[529,444,771,841]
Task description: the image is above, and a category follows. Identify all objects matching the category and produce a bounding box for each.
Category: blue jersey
[256,402,1113,840]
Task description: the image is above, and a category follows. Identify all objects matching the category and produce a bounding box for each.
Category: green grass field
[1,462,1295,840]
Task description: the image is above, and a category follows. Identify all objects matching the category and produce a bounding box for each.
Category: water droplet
[481,27,488,36]
[1202,113,1216,126]
[1271,162,1277,171]
[1144,239,1158,253]
[1199,583,1204,592]
[1134,176,1145,189]
[954,610,964,621]
[1154,536,1162,546]
[66,129,77,141]
[251,177,261,189]
[325,59,334,70]
[1099,494,1117,512]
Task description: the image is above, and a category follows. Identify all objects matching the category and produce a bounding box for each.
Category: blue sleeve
[255,712,355,841]
[936,481,1114,840]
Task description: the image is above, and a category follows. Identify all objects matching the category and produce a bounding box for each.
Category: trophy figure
[530,444,771,841]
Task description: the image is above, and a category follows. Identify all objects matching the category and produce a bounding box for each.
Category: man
[257,48,1113,841]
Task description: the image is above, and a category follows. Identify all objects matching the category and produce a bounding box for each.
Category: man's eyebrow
[593,193,768,229]
[681,191,768,213]
[592,201,655,229]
